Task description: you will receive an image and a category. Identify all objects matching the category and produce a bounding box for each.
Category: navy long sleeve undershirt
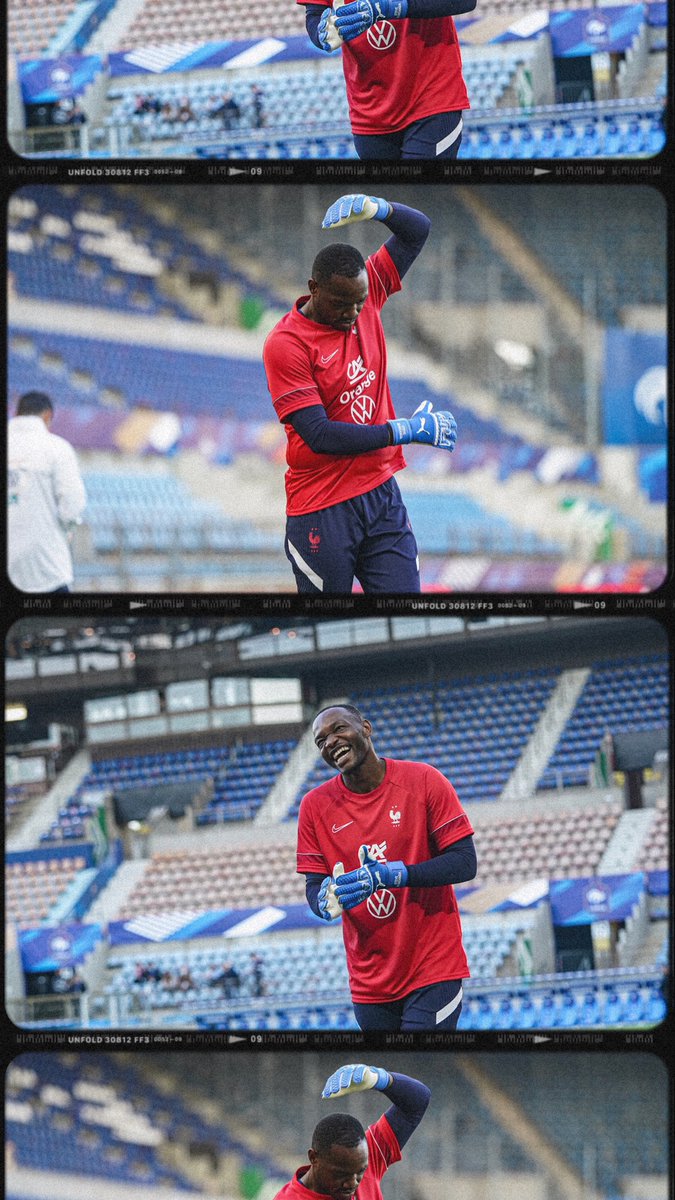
[379,1072,431,1149]
[289,405,391,455]
[381,202,431,280]
[305,834,477,915]
[306,0,476,50]
[287,202,429,456]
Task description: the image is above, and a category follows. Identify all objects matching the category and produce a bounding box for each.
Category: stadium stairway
[6,749,92,853]
[85,858,153,927]
[501,669,590,802]
[596,808,658,874]
[458,191,589,346]
[456,1058,601,1200]
[626,918,670,969]
[83,0,148,54]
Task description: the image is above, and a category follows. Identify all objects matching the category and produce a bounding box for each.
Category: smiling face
[306,270,369,331]
[313,707,374,776]
[306,1139,369,1200]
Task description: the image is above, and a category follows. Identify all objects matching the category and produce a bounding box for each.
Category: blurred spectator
[177,964,195,991]
[209,961,241,998]
[177,96,195,124]
[208,91,241,129]
[67,101,87,125]
[250,84,265,128]
[8,392,86,593]
[249,952,265,996]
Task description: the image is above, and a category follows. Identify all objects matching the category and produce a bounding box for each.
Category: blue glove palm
[317,6,342,51]
[322,193,391,229]
[322,1063,391,1098]
[317,861,345,920]
[334,0,408,41]
[334,845,408,910]
[389,400,457,450]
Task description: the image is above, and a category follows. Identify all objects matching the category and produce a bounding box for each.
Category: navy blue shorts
[353,978,464,1032]
[285,477,419,594]
[353,110,464,160]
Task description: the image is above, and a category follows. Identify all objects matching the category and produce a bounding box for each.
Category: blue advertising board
[550,5,647,55]
[550,873,646,924]
[20,55,103,102]
[603,329,666,446]
[20,923,103,972]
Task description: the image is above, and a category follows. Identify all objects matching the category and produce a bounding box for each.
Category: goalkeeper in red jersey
[299,0,475,159]
[297,704,477,1031]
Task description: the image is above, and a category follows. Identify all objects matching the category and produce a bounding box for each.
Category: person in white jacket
[7,392,87,593]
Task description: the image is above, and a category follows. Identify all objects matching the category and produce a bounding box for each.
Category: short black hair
[313,703,365,724]
[312,1113,366,1155]
[16,392,53,417]
[312,243,366,286]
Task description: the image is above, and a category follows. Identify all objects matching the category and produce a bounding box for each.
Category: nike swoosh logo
[321,350,339,363]
[332,821,353,833]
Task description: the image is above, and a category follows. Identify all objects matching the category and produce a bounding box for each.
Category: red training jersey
[297,758,473,1004]
[263,244,405,516]
[297,2,469,135]
[273,1114,401,1200]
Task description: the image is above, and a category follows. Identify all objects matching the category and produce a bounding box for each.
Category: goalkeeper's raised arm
[322,1063,431,1149]
[272,1063,430,1199]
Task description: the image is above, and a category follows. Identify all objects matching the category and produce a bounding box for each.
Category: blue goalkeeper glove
[317,6,342,50]
[388,400,457,450]
[322,1063,392,1098]
[317,861,344,920]
[334,845,408,910]
[334,0,408,41]
[322,193,392,229]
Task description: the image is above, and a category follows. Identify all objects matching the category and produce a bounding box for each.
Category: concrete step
[597,808,656,874]
[86,858,151,924]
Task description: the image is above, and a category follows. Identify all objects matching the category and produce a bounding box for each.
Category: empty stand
[80,738,297,838]
[6,856,88,926]
[539,656,668,789]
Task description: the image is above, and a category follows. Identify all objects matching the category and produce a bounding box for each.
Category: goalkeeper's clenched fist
[389,400,457,451]
[334,845,408,911]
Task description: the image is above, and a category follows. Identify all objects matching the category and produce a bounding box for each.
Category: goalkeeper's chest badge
[389,807,401,826]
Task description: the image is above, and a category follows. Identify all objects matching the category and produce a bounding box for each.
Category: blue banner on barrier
[109,885,549,946]
[7,844,95,867]
[550,873,645,924]
[20,923,103,972]
[603,329,667,446]
[550,5,646,55]
[108,902,327,945]
[19,55,103,102]
[647,869,669,896]
[108,35,323,77]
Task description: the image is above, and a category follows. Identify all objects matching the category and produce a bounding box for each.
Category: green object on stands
[239,1164,266,1199]
[240,296,265,329]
